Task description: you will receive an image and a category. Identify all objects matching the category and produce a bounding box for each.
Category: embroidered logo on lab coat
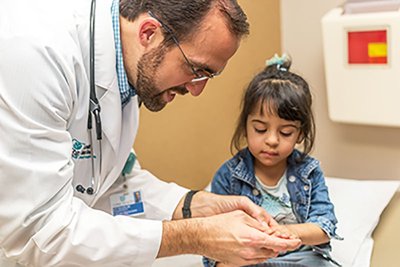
[72,138,95,159]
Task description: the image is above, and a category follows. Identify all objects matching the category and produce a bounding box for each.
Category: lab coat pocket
[31,186,76,255]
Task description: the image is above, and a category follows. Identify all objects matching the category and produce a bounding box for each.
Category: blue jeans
[247,250,335,267]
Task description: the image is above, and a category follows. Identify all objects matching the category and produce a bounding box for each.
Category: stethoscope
[75,0,102,195]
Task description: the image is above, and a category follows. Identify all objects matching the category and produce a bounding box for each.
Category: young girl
[204,54,341,267]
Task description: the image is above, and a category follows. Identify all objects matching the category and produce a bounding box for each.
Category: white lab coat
[0,0,188,266]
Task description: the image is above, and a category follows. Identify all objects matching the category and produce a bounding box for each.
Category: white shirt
[255,172,297,225]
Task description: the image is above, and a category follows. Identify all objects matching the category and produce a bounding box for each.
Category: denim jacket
[203,148,342,267]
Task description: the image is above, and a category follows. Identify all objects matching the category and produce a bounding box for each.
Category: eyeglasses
[148,11,222,83]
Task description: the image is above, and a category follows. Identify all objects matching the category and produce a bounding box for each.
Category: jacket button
[303,185,309,191]
[252,189,260,196]
[289,176,296,182]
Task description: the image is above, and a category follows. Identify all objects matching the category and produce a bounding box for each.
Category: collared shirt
[111,0,136,108]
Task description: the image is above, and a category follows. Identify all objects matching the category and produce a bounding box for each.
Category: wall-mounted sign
[348,29,387,64]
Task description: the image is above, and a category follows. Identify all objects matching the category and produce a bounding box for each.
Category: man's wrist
[158,218,206,257]
[182,190,199,218]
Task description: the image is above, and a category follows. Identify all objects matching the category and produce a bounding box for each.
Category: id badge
[110,190,145,216]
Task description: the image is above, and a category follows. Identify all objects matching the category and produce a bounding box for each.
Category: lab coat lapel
[95,98,139,201]
[89,0,141,202]
[94,0,121,156]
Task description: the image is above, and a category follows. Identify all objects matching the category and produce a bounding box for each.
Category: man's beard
[136,46,189,112]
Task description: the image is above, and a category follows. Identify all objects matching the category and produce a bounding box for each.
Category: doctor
[0,0,301,266]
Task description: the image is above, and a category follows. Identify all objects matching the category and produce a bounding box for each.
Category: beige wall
[280,0,400,181]
[135,0,400,189]
[134,1,281,189]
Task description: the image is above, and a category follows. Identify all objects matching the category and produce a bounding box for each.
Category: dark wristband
[182,190,199,219]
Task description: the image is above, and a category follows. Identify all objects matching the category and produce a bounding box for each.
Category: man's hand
[159,210,301,266]
[167,192,301,265]
[174,191,279,230]
[198,211,301,265]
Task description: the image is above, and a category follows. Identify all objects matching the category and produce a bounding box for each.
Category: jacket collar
[92,0,122,154]
[287,150,319,181]
[231,148,319,185]
[231,148,257,186]
[94,0,117,92]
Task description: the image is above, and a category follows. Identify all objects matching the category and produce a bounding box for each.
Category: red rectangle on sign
[348,30,387,64]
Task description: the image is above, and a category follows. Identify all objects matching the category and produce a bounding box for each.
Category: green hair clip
[265,53,289,70]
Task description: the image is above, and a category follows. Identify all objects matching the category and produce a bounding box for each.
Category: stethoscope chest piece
[75,184,94,195]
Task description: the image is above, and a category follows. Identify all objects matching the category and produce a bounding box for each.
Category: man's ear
[138,18,162,47]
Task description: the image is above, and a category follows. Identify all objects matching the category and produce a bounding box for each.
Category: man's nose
[184,79,208,96]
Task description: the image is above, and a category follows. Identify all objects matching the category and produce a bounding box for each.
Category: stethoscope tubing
[76,0,102,195]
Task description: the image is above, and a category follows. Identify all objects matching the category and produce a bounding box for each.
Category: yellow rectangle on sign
[368,42,387,57]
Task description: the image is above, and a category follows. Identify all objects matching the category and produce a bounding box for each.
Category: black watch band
[182,190,199,219]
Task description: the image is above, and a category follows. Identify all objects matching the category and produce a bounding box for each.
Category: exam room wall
[280,0,400,180]
[134,1,281,189]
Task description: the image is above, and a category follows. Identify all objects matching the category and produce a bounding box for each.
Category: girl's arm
[306,165,339,240]
[272,164,338,246]
[273,223,329,246]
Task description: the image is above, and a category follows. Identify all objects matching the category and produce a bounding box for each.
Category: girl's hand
[270,224,300,240]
